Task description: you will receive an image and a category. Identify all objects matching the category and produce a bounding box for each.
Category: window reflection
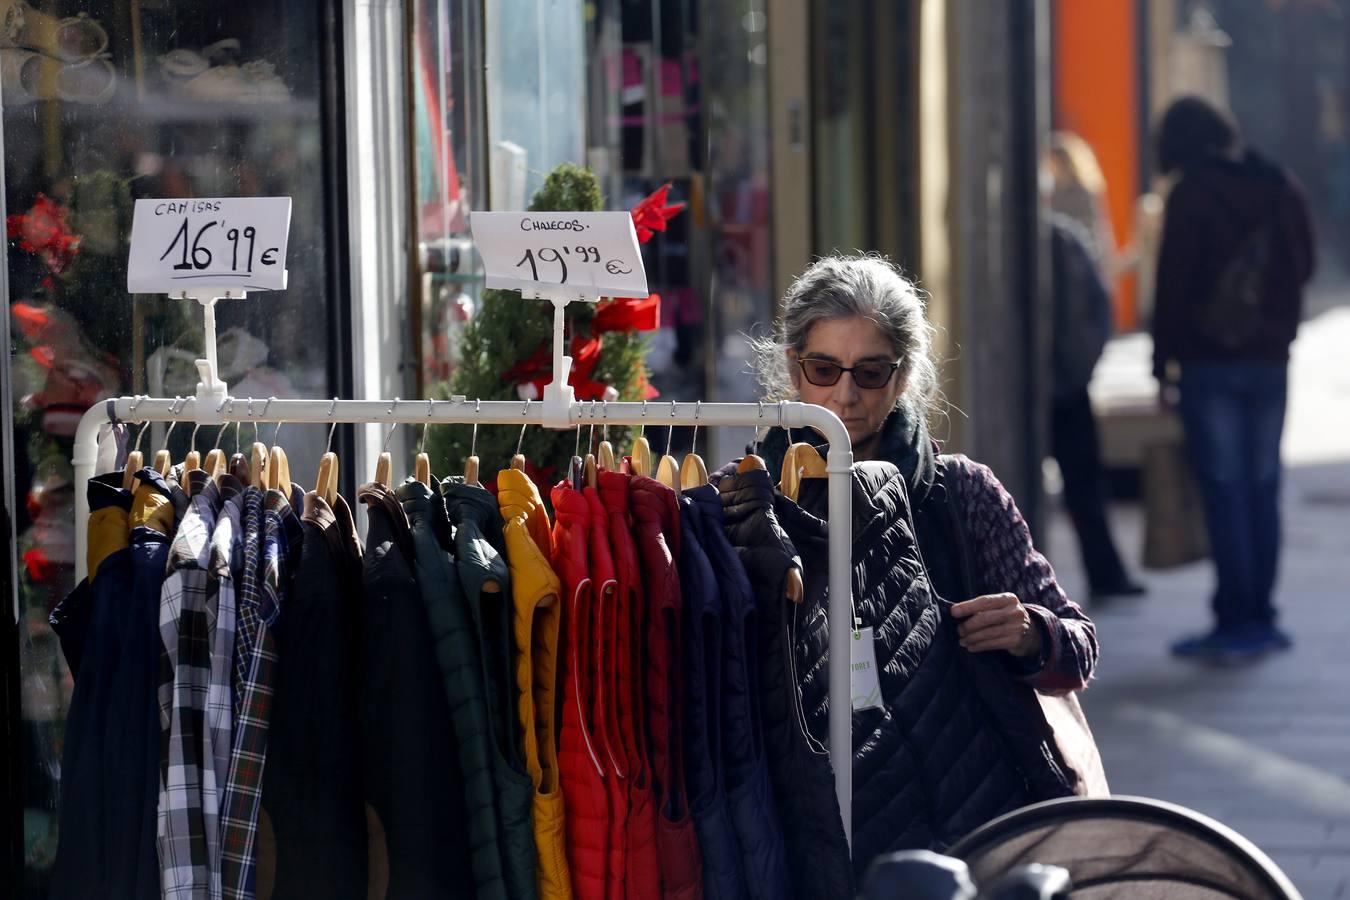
[4,4,338,892]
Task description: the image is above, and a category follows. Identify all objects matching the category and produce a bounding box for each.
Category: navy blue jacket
[684,485,790,900]
[677,494,749,900]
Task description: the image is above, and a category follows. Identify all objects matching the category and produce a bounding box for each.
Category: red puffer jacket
[585,486,627,900]
[553,482,610,900]
[629,475,703,900]
[597,471,661,900]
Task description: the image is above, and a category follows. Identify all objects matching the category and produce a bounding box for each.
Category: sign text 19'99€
[469,211,649,301]
[127,197,292,294]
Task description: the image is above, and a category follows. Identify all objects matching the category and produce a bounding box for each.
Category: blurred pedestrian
[1047,212,1145,602]
[1048,131,1120,280]
[1152,96,1316,661]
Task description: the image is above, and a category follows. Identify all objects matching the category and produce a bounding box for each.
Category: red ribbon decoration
[631,182,686,244]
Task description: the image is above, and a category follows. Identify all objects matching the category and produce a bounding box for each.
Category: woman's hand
[951,593,1042,659]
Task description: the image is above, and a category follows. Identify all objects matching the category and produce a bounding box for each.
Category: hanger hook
[273,420,284,446]
[262,396,275,422]
[233,420,243,454]
[189,421,203,454]
[161,418,179,451]
[419,399,432,455]
[574,423,582,459]
[691,400,701,455]
[470,399,480,457]
[133,421,149,452]
[516,399,531,457]
[325,398,338,453]
[213,420,228,450]
[388,397,400,416]
[602,399,609,443]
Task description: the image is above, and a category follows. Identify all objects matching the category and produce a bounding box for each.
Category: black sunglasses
[797,357,901,390]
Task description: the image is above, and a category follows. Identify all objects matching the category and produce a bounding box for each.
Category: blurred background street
[1050,287,1350,898]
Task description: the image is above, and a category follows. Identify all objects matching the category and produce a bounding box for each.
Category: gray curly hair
[750,253,939,414]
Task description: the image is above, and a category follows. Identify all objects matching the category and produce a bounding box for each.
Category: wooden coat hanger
[510,401,531,471]
[122,422,147,491]
[184,422,203,473]
[781,441,827,503]
[250,439,269,489]
[679,404,708,490]
[597,440,615,472]
[152,417,178,478]
[415,402,433,487]
[630,433,652,477]
[315,409,339,508]
[373,405,397,487]
[631,407,653,477]
[654,404,680,489]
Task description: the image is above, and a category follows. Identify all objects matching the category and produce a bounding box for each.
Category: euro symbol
[260,248,278,265]
[605,259,632,275]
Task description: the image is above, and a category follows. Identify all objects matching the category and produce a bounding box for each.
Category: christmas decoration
[428,166,683,494]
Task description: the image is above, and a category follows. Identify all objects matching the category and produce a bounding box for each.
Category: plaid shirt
[206,477,245,887]
[158,472,222,899]
[220,487,301,900]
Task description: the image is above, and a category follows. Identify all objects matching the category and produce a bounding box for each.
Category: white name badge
[851,626,884,712]
[127,197,291,294]
[469,211,648,300]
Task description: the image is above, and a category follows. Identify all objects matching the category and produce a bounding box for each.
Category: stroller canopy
[948,796,1303,899]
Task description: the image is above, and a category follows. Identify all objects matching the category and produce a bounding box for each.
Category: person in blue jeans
[1151,97,1316,661]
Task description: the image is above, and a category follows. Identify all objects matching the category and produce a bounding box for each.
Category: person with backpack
[1151,96,1316,661]
[1048,213,1145,602]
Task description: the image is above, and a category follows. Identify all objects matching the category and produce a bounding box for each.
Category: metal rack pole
[72,394,855,843]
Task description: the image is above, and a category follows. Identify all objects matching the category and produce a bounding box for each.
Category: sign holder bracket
[176,286,248,423]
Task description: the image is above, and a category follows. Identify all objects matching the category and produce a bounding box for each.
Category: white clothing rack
[71,393,858,845]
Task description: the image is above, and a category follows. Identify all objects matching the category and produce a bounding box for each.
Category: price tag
[469,211,648,300]
[127,197,291,294]
[850,627,884,712]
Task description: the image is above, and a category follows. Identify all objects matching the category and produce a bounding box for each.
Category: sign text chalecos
[470,211,649,301]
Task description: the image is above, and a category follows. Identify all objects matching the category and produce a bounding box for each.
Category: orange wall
[1053,0,1140,331]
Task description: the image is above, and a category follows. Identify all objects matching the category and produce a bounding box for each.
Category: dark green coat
[398,480,508,900]
[442,479,539,900]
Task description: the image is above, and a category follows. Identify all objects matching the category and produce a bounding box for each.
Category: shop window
[2,3,342,891]
[584,0,774,460]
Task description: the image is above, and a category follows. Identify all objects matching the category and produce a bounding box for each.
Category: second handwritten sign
[469,211,648,300]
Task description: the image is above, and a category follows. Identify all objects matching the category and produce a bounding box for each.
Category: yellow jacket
[497,469,572,900]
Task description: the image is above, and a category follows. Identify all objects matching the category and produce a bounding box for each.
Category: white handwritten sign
[469,211,648,300]
[127,197,291,294]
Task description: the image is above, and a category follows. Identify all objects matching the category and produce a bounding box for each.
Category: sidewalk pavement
[1043,304,1350,898]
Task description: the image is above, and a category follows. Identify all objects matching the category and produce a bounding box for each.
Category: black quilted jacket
[773,462,1042,872]
[718,468,854,900]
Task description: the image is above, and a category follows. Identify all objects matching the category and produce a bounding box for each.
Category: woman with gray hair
[745,253,1101,861]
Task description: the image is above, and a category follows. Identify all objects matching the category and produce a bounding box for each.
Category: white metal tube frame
[72,394,856,844]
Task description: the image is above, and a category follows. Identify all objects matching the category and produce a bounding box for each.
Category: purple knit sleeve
[945,455,1099,695]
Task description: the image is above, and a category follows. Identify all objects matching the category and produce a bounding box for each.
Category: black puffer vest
[774,462,1032,872]
[718,468,854,900]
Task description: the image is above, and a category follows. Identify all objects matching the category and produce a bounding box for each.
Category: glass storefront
[2,0,780,887]
[3,3,346,891]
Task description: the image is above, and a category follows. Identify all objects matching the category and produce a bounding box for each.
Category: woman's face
[790,316,906,458]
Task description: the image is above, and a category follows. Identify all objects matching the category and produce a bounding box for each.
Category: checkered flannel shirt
[157,472,222,899]
[204,478,244,888]
[220,487,301,900]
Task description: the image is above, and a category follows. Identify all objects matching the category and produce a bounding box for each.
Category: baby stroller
[861,796,1304,899]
